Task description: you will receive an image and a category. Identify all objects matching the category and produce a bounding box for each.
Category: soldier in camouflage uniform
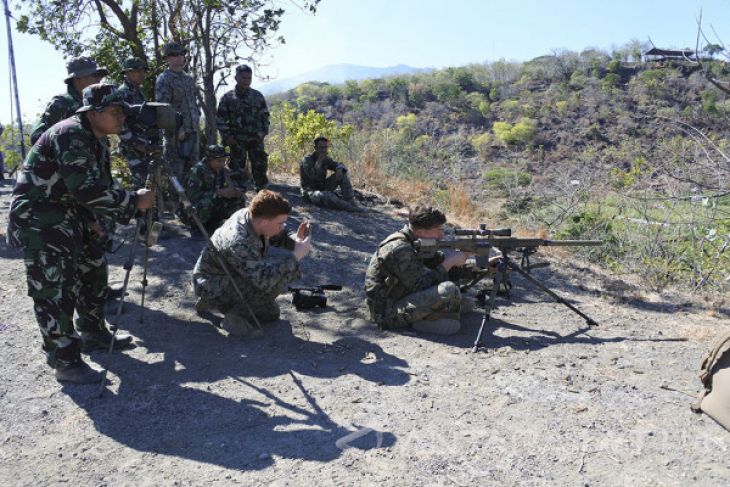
[7,84,156,383]
[156,42,200,184]
[30,57,108,145]
[364,205,474,335]
[118,57,162,189]
[184,144,246,234]
[299,136,363,212]
[216,65,270,191]
[192,190,312,336]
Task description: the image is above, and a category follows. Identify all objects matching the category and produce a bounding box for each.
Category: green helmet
[205,145,230,160]
[162,41,187,58]
[122,57,148,72]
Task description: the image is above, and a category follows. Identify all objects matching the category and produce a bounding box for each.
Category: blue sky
[2,0,729,125]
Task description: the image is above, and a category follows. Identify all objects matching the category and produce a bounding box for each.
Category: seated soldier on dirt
[364,204,499,335]
[183,144,246,236]
[192,190,312,336]
[299,136,364,212]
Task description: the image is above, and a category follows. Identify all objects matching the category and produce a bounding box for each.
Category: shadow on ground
[63,302,406,471]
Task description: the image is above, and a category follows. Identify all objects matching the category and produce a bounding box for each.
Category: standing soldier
[155,41,200,184]
[7,84,156,383]
[117,57,162,189]
[183,144,246,235]
[30,57,107,144]
[217,65,270,192]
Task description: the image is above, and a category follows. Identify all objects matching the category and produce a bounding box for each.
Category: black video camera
[288,284,342,310]
[126,102,181,131]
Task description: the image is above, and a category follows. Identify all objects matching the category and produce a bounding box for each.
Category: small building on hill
[643,48,697,63]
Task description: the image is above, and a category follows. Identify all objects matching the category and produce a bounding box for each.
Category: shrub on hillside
[483,167,532,192]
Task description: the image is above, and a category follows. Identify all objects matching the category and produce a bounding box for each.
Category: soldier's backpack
[692,331,730,431]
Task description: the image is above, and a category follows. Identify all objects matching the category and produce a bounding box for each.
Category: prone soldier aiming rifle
[414,224,603,352]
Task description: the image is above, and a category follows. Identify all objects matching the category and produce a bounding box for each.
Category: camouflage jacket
[364,225,449,320]
[118,79,161,151]
[192,208,299,296]
[184,161,235,210]
[216,87,269,141]
[7,115,137,252]
[299,153,347,193]
[155,69,200,133]
[30,85,82,145]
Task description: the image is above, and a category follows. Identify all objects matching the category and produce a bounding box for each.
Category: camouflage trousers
[229,137,268,190]
[193,195,246,234]
[303,172,356,211]
[22,241,109,368]
[193,274,282,323]
[163,132,199,206]
[378,281,461,329]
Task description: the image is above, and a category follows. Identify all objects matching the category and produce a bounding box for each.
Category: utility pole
[4,0,26,163]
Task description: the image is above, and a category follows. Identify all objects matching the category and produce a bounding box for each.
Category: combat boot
[220,311,263,338]
[55,359,104,384]
[195,297,218,316]
[106,283,126,300]
[412,318,461,336]
[343,197,367,213]
[80,328,134,352]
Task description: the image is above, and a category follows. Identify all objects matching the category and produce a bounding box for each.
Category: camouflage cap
[205,145,230,160]
[64,56,109,82]
[122,57,148,72]
[76,84,129,113]
[162,41,187,58]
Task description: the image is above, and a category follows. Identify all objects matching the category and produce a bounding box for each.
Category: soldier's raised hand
[293,221,312,261]
[441,249,472,271]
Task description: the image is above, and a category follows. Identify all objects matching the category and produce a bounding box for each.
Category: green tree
[16,0,320,142]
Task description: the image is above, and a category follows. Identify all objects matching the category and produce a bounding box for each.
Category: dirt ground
[1,175,729,487]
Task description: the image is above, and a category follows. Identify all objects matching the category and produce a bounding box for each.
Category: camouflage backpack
[692,331,730,431]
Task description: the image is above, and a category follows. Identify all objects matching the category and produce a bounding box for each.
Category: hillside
[259,63,431,95]
[265,50,730,297]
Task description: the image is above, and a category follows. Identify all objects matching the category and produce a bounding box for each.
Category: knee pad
[438,281,461,301]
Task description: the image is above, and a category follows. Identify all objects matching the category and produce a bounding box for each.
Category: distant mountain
[258,63,431,95]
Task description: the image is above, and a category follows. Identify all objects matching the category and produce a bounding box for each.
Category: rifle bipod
[167,175,264,334]
[471,257,598,353]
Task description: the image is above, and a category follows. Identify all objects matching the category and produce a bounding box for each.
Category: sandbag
[692,332,730,431]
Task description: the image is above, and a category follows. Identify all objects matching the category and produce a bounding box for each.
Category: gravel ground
[1,176,729,487]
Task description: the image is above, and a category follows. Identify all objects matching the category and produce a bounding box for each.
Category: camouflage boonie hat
[122,57,148,72]
[64,56,108,82]
[162,41,187,58]
[205,145,230,160]
[76,84,129,113]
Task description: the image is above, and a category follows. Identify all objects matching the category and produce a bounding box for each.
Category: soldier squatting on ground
[30,57,107,145]
[183,144,246,235]
[192,190,312,337]
[217,64,270,192]
[7,84,156,384]
[299,136,364,212]
[364,204,500,336]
